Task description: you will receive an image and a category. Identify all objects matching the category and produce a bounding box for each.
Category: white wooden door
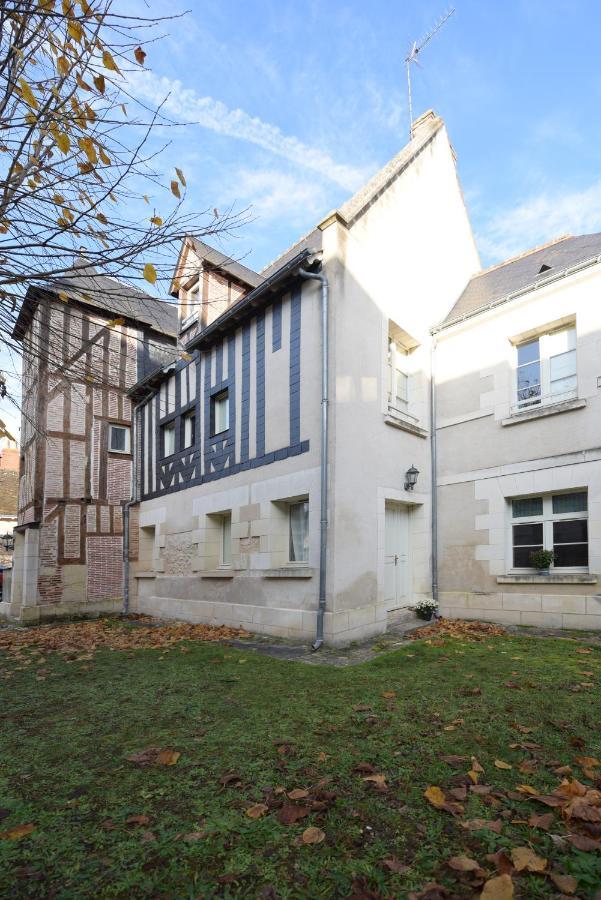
[384,504,409,609]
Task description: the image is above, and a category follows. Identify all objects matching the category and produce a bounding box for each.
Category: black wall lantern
[1,532,14,552]
[404,464,419,491]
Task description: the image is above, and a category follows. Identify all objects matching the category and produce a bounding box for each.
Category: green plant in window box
[529,549,555,573]
[413,598,438,621]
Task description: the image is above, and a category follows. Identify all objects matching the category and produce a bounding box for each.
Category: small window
[109,424,130,453]
[510,491,588,570]
[220,513,232,567]
[289,500,309,563]
[515,326,576,409]
[211,389,229,436]
[161,421,175,457]
[388,338,408,412]
[181,411,196,449]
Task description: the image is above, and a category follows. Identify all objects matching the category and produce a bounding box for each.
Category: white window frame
[514,325,577,412]
[181,282,200,331]
[508,491,588,573]
[288,499,309,565]
[387,337,409,416]
[161,421,175,457]
[220,513,232,567]
[108,423,130,454]
[211,389,229,435]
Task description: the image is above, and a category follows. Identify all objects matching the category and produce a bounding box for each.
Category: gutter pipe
[298,265,329,650]
[122,399,145,614]
[430,336,439,608]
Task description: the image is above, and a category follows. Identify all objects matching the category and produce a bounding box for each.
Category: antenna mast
[405,8,455,140]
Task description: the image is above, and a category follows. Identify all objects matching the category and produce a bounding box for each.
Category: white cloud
[128,70,366,192]
[219,168,330,227]
[478,180,601,262]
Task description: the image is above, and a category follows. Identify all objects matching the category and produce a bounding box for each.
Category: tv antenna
[405,8,455,140]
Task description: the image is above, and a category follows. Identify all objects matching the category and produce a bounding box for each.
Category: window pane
[212,391,229,434]
[517,339,539,365]
[289,500,309,562]
[550,374,577,395]
[513,522,543,545]
[163,424,175,456]
[550,349,576,381]
[554,543,588,567]
[552,492,587,514]
[221,515,231,566]
[512,497,543,518]
[517,361,541,393]
[513,546,543,567]
[546,327,575,355]
[553,518,588,544]
[395,369,408,403]
[110,427,126,452]
[182,414,195,448]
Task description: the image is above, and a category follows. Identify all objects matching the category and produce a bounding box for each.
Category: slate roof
[440,233,601,328]
[13,259,178,340]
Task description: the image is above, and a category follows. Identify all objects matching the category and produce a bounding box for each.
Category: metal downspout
[122,400,143,615]
[430,336,439,607]
[298,266,329,650]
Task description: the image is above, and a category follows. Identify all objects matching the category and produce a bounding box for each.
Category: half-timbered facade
[4,263,177,622]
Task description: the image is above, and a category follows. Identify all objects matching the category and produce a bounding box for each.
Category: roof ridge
[473,234,573,279]
[260,226,320,275]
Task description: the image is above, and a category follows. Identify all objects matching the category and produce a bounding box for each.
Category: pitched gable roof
[13,259,178,340]
[439,232,601,328]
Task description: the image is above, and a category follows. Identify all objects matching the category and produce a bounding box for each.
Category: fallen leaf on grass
[549,873,578,894]
[382,857,409,874]
[182,831,205,842]
[220,772,242,787]
[363,774,387,790]
[528,812,555,829]
[424,786,446,809]
[277,804,310,825]
[126,814,151,826]
[127,747,180,767]
[480,874,513,899]
[245,804,269,819]
[461,818,502,833]
[301,826,325,844]
[354,762,375,774]
[494,760,513,770]
[566,833,601,851]
[510,847,547,872]
[140,831,156,842]
[382,691,396,699]
[575,756,600,769]
[515,784,539,796]
[287,788,309,800]
[447,855,480,871]
[0,823,35,840]
[486,850,513,875]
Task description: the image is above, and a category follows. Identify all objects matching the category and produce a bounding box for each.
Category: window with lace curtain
[289,499,309,563]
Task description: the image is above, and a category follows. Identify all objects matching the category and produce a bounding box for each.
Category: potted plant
[414,598,438,621]
[529,549,555,574]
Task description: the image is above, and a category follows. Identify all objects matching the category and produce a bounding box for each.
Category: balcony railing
[511,386,578,417]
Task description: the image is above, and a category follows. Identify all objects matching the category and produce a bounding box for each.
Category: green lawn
[1,625,600,898]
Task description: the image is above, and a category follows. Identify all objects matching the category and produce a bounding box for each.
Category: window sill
[497,573,597,585]
[501,397,586,427]
[134,571,157,579]
[263,567,315,579]
[200,570,235,579]
[383,413,427,439]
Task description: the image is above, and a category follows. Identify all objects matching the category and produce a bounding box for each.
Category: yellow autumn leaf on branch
[18,78,38,109]
[78,137,97,164]
[143,263,157,284]
[102,50,121,74]
[56,56,69,76]
[134,46,146,65]
[67,19,83,42]
[150,216,162,226]
[175,167,186,187]
[93,74,105,94]
[55,132,70,154]
[170,180,181,199]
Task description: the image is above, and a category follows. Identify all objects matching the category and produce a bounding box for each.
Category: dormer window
[538,263,552,274]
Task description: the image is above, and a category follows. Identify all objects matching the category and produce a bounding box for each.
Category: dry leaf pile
[0,616,250,657]
[409,619,506,641]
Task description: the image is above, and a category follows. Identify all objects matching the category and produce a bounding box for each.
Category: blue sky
[3,0,601,438]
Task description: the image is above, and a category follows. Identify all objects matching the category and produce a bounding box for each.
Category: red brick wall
[86,535,123,601]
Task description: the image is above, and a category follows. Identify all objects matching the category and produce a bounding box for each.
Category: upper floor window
[211,389,229,436]
[388,338,408,414]
[511,490,588,570]
[108,424,130,454]
[289,499,309,563]
[161,421,175,457]
[181,410,196,449]
[516,325,576,410]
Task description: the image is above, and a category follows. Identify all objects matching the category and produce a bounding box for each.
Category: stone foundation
[439,591,601,630]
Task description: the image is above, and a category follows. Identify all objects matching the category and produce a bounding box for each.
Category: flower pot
[537,568,550,575]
